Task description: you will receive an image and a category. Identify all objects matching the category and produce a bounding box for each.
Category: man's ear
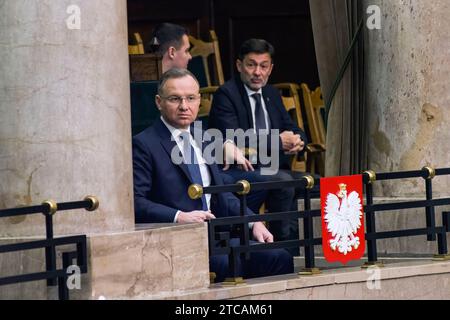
[236,59,242,72]
[168,46,176,59]
[155,95,162,110]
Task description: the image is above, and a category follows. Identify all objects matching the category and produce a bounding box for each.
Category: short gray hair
[157,68,200,96]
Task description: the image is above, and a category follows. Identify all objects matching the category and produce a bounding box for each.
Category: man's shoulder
[216,77,241,95]
[262,83,281,97]
[133,123,160,146]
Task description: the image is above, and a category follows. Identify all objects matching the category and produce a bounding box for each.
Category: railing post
[222,180,250,285]
[362,171,383,268]
[223,246,245,285]
[42,200,57,286]
[299,176,320,275]
[423,166,437,241]
[443,211,450,232]
[76,239,87,273]
[434,211,450,261]
[436,230,448,256]
[58,251,75,300]
[237,180,251,261]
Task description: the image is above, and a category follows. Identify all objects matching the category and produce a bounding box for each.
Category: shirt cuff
[174,210,181,223]
[224,139,234,145]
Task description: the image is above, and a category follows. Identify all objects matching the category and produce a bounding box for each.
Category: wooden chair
[300,83,326,176]
[273,83,307,173]
[128,32,145,55]
[198,86,219,120]
[128,32,163,81]
[310,86,326,145]
[188,30,225,87]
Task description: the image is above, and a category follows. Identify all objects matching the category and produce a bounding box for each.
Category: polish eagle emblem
[324,183,363,255]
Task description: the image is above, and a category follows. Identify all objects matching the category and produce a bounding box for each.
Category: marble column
[364,0,450,197]
[0,0,134,236]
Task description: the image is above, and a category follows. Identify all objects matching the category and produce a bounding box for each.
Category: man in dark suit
[133,68,293,282]
[208,39,316,251]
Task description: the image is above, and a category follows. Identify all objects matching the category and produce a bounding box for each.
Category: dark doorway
[127,0,319,87]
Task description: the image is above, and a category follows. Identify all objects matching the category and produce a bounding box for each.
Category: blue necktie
[252,93,268,133]
[181,132,208,211]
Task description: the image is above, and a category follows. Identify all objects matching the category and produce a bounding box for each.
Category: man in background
[209,39,317,252]
[146,22,192,73]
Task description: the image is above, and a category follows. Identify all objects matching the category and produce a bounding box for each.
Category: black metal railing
[362,167,449,264]
[188,166,450,283]
[0,196,99,299]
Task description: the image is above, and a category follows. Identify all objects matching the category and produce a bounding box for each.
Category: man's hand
[280,131,295,151]
[223,141,254,172]
[177,210,216,223]
[280,131,304,154]
[252,221,274,243]
[287,134,305,154]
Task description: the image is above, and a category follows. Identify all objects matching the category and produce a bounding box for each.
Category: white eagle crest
[324,183,362,255]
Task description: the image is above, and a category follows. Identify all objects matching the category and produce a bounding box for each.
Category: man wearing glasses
[132,68,293,282]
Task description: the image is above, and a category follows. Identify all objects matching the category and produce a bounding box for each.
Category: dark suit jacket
[133,118,255,223]
[208,76,307,169]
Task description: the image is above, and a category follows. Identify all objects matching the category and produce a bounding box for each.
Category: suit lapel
[262,87,276,128]
[155,119,193,183]
[236,77,254,129]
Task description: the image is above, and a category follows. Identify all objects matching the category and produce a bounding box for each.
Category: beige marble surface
[0,0,134,236]
[1,224,448,300]
[0,223,210,299]
[144,260,450,300]
[363,0,450,197]
[87,223,210,299]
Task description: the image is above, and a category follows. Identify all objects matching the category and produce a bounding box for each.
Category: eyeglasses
[243,62,272,72]
[159,95,200,105]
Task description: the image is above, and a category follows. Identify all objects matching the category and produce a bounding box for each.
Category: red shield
[320,175,365,264]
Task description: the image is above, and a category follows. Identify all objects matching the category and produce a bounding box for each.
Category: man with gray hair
[209,39,317,254]
[133,68,294,282]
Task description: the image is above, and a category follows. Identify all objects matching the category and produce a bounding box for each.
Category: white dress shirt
[161,117,211,222]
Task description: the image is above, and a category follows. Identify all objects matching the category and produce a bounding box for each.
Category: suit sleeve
[210,87,282,153]
[271,88,308,145]
[133,137,179,223]
[209,87,241,134]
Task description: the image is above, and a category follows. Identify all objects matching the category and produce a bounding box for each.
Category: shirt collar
[243,84,263,98]
[160,116,190,141]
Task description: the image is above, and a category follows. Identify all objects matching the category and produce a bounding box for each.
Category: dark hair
[146,23,189,55]
[157,68,199,96]
[238,38,275,61]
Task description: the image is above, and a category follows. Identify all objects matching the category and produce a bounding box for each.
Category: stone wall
[0,0,134,236]
[364,0,450,197]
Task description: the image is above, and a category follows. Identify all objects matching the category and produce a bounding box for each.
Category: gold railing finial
[303,175,315,189]
[42,199,58,215]
[236,180,251,195]
[188,184,203,200]
[422,166,436,180]
[84,195,100,211]
[363,170,377,184]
